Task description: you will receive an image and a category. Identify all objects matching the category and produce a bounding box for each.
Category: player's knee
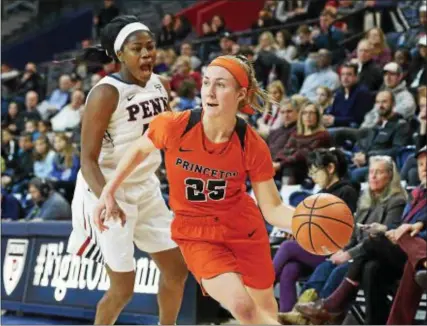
[229,296,257,322]
[161,266,188,289]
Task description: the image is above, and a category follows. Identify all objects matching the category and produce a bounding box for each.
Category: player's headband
[209,56,255,115]
[114,22,150,54]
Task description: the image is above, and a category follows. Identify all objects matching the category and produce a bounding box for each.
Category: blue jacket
[50,154,80,182]
[1,188,23,220]
[326,83,374,127]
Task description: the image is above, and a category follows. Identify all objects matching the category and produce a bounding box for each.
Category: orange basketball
[292,193,354,256]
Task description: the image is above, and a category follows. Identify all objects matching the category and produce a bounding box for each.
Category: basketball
[292,193,354,256]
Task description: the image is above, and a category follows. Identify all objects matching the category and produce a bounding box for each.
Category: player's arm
[252,179,295,230]
[80,84,118,198]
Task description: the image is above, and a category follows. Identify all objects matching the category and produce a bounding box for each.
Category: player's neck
[202,114,236,143]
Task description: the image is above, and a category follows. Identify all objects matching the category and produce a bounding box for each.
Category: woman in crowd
[257,80,287,138]
[315,86,333,114]
[275,29,298,62]
[273,102,331,185]
[33,136,55,179]
[274,148,358,316]
[170,55,202,92]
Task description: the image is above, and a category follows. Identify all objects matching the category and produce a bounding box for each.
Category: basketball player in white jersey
[67,16,188,325]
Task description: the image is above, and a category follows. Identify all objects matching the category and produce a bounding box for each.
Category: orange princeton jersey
[147,109,275,217]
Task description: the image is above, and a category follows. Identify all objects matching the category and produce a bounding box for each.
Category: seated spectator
[1,129,19,171]
[295,25,319,63]
[173,15,191,41]
[275,0,308,23]
[15,91,41,133]
[157,14,176,48]
[33,136,55,179]
[401,93,426,186]
[408,37,427,92]
[267,96,302,161]
[386,146,427,325]
[275,29,298,62]
[250,9,279,45]
[37,120,54,143]
[311,9,344,64]
[351,91,411,182]
[273,103,331,185]
[14,62,44,100]
[170,80,201,112]
[208,32,235,62]
[296,157,408,325]
[362,62,416,127]
[50,133,80,183]
[164,48,177,73]
[2,101,21,134]
[282,155,405,325]
[350,39,383,91]
[170,56,202,92]
[1,133,34,193]
[180,42,201,71]
[1,188,23,220]
[210,15,228,37]
[275,148,358,316]
[154,49,169,75]
[349,28,391,67]
[255,31,279,54]
[257,80,287,138]
[394,48,412,83]
[51,90,85,132]
[324,63,373,128]
[300,49,340,102]
[24,119,40,141]
[315,86,333,114]
[37,75,72,120]
[25,178,71,221]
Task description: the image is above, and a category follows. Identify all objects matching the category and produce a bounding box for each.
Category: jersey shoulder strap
[181,108,202,137]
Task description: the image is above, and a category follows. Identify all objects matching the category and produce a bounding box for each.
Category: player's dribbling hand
[93,187,126,232]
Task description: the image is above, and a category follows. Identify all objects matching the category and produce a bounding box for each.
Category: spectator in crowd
[267,95,303,163]
[362,62,416,128]
[401,93,426,186]
[257,80,288,138]
[25,178,71,220]
[253,45,290,90]
[311,9,344,64]
[173,15,192,41]
[25,120,40,141]
[394,48,412,83]
[1,129,19,171]
[170,56,202,93]
[273,103,331,185]
[208,32,235,62]
[33,136,56,179]
[386,146,427,325]
[14,62,44,100]
[37,120,53,143]
[351,39,383,91]
[275,29,298,62]
[349,28,391,67]
[154,50,169,75]
[296,156,408,325]
[157,14,176,48]
[323,63,373,128]
[93,0,119,39]
[295,25,319,63]
[315,86,333,114]
[180,42,201,71]
[275,0,308,23]
[300,49,340,103]
[170,80,201,112]
[275,148,358,317]
[1,188,23,220]
[326,0,365,34]
[351,91,411,182]
[16,91,42,133]
[164,48,177,71]
[2,133,34,192]
[50,133,80,184]
[38,74,72,119]
[251,8,279,45]
[1,63,20,97]
[210,15,228,36]
[255,31,279,54]
[408,37,427,92]
[51,90,85,132]
[2,102,21,134]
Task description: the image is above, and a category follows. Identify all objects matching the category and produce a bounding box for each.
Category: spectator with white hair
[51,90,85,132]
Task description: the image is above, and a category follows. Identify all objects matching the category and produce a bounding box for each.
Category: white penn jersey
[89,73,169,184]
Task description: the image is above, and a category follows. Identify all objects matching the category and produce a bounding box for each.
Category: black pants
[347,235,407,325]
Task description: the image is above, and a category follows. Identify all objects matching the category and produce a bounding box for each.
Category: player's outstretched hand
[93,186,126,232]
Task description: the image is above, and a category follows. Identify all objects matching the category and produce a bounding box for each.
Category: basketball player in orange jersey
[94,55,296,324]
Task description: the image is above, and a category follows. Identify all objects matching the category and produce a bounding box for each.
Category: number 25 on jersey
[185,178,227,202]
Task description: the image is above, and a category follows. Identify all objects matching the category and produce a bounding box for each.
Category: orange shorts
[171,207,275,293]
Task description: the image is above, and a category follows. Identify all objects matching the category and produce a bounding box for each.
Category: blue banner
[1,221,215,325]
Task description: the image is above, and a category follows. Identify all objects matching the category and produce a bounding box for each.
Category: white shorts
[67,172,177,272]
